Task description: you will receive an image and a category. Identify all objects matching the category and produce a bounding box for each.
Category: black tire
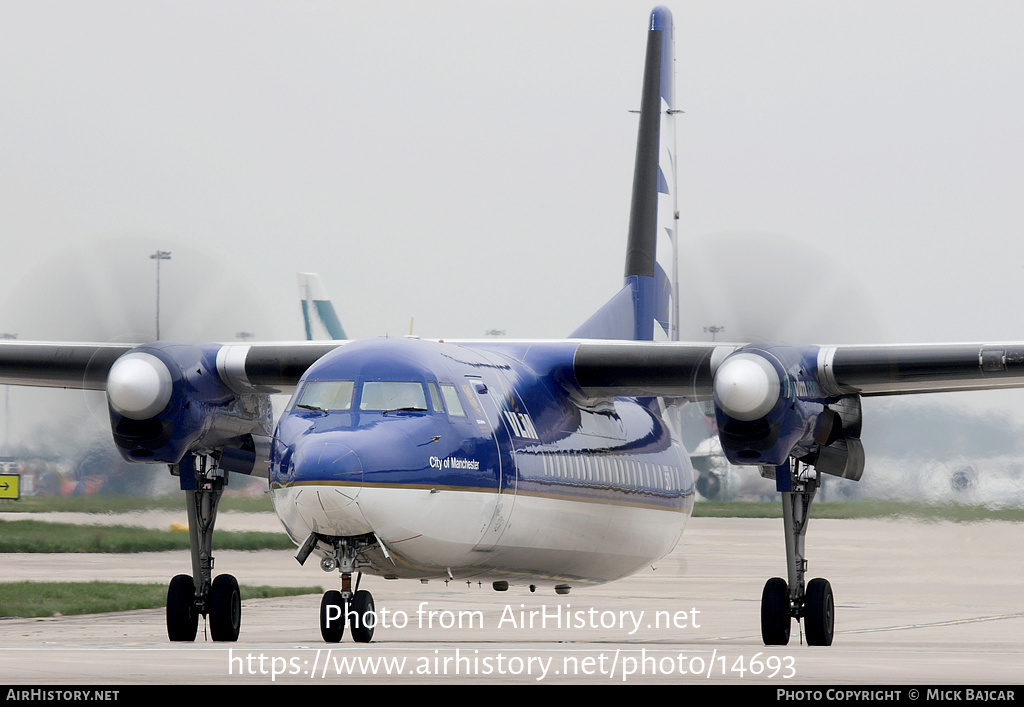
[696,472,721,500]
[166,574,198,642]
[761,577,791,646]
[209,574,242,642]
[320,590,345,643]
[804,578,835,646]
[348,590,376,643]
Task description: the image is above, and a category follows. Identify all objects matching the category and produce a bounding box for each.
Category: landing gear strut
[166,454,241,642]
[760,459,834,647]
[299,533,377,643]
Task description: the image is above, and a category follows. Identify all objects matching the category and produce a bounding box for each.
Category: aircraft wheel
[320,590,345,643]
[761,577,791,646]
[348,589,375,643]
[209,574,242,642]
[804,578,834,646]
[696,472,721,500]
[166,574,198,642]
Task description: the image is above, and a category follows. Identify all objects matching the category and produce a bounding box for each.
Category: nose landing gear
[299,533,378,643]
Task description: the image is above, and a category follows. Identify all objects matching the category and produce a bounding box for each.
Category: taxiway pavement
[1,513,1021,685]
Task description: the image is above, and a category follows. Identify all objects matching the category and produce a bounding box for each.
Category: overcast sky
[2,1,1024,437]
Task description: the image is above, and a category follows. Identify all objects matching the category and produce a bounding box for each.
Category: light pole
[150,250,171,339]
[703,325,725,342]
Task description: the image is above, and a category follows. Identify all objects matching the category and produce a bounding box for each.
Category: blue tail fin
[571,6,677,342]
[298,273,346,340]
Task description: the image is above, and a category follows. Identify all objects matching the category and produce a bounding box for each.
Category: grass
[0,581,323,618]
[0,496,318,617]
[0,493,290,552]
[692,499,1024,522]
[0,493,274,514]
[0,518,295,553]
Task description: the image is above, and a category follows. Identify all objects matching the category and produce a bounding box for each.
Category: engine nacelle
[804,395,864,481]
[712,343,863,479]
[105,342,273,464]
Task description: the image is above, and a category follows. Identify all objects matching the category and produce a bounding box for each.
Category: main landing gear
[166,454,241,642]
[297,533,378,643]
[760,459,834,647]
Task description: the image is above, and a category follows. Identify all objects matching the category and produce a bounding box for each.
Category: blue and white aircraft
[3,6,1024,648]
[298,272,346,341]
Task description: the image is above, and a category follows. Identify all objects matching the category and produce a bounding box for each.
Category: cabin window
[359,381,427,411]
[440,384,466,417]
[294,380,355,412]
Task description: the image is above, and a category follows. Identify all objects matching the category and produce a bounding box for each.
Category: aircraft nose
[291,436,364,508]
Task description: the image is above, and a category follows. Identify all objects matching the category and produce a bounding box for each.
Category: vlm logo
[503,410,539,440]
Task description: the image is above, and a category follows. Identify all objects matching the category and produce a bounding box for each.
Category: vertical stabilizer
[298,273,346,340]
[654,5,680,342]
[571,6,677,341]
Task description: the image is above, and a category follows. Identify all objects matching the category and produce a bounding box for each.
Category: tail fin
[297,273,346,340]
[571,6,678,341]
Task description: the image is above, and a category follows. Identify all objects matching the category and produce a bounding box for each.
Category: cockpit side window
[440,384,465,417]
[295,380,355,412]
[427,382,444,412]
[359,381,428,411]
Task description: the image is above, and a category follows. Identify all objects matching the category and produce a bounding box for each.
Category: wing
[0,340,342,393]
[564,339,1024,480]
[818,343,1024,395]
[0,339,344,467]
[0,342,135,389]
[567,340,1024,398]
[5,337,1024,473]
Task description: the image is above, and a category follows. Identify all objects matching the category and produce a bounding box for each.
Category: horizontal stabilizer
[570,264,671,341]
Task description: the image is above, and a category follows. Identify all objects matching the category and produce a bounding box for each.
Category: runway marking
[674,610,1024,643]
[839,611,1024,635]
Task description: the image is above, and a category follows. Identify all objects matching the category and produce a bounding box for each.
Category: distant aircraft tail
[571,6,678,342]
[298,273,346,340]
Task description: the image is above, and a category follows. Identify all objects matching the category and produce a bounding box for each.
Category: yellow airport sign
[0,473,20,500]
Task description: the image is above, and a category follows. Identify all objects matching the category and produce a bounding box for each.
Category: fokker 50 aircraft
[4,6,1024,648]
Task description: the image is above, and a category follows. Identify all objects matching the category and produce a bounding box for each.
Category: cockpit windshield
[294,380,355,412]
[293,379,440,414]
[359,381,428,411]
